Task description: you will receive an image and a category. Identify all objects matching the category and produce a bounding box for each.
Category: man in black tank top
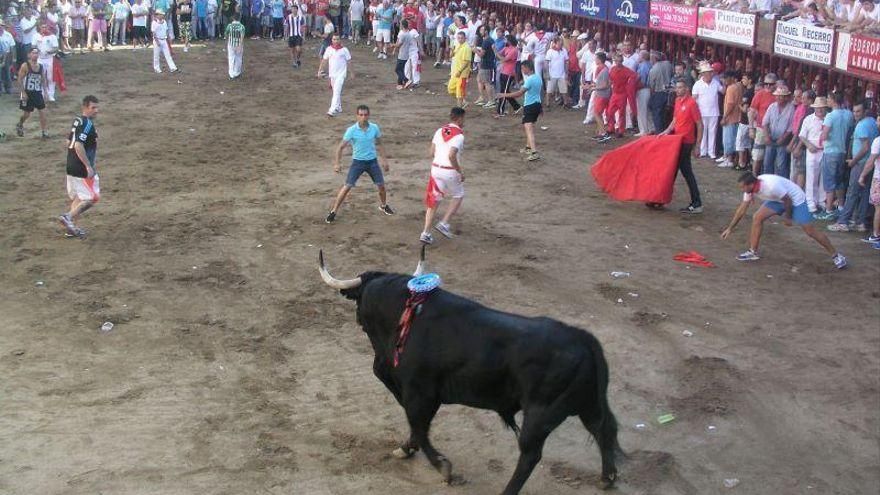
[15,48,49,139]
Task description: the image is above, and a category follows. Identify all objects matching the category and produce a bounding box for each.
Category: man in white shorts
[421,107,465,244]
[544,37,569,108]
[59,95,100,238]
[720,171,847,269]
[374,0,393,58]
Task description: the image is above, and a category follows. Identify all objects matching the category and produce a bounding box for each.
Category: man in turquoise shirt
[375,0,394,58]
[326,105,394,223]
[817,93,854,219]
[498,60,543,162]
[828,102,878,232]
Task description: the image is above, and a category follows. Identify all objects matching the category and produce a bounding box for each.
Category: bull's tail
[580,333,624,486]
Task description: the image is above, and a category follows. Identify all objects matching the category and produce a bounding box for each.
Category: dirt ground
[1,37,878,495]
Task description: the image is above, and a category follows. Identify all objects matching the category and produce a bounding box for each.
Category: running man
[497,59,542,162]
[325,105,393,223]
[421,106,466,244]
[151,11,179,73]
[317,34,352,117]
[15,48,49,139]
[285,5,305,68]
[225,13,245,78]
[59,95,100,238]
[720,171,847,269]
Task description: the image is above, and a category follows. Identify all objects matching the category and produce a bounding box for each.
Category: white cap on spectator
[577,33,589,40]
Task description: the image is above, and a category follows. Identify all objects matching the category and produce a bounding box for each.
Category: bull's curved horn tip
[318,249,325,267]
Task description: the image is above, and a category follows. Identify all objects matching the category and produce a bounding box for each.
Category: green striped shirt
[225,22,245,48]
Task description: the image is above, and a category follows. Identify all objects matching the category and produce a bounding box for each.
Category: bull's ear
[340,286,362,301]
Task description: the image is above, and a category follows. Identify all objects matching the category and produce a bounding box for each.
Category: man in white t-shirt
[421,106,466,245]
[34,25,59,102]
[151,12,179,73]
[545,38,569,108]
[857,116,880,246]
[721,171,847,268]
[317,34,352,116]
[19,8,39,62]
[797,96,828,213]
[131,0,150,48]
[692,62,724,159]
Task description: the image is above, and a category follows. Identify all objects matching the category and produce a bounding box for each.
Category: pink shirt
[791,103,809,135]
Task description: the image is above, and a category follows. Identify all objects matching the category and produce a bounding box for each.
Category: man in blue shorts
[326,104,393,223]
[720,171,847,269]
[497,59,542,162]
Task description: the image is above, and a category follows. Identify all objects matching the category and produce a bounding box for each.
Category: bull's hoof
[599,471,618,490]
[392,446,417,459]
[438,457,453,484]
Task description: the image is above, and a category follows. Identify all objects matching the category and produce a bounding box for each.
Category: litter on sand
[673,251,716,267]
[657,413,676,424]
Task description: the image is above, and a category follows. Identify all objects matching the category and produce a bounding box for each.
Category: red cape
[590,135,684,204]
[53,57,67,92]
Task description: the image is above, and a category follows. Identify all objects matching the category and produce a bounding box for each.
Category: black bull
[318,251,621,494]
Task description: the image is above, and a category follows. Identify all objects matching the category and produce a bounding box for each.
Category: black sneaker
[325,211,336,223]
[597,133,613,143]
[379,204,395,215]
[16,124,23,137]
[679,204,703,214]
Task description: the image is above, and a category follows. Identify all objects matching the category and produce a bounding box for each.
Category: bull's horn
[413,244,427,276]
[318,250,362,289]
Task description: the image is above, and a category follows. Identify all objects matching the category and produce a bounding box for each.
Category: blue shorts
[762,200,812,225]
[345,158,384,187]
[722,124,738,156]
[821,152,846,191]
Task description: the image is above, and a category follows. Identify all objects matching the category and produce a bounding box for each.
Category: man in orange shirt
[720,71,743,169]
[657,79,704,214]
[748,73,778,175]
[606,54,636,138]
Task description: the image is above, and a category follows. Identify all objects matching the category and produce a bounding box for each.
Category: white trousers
[636,87,652,134]
[700,116,719,157]
[153,39,177,72]
[329,73,345,113]
[405,53,420,85]
[38,56,56,101]
[227,44,242,78]
[805,150,826,212]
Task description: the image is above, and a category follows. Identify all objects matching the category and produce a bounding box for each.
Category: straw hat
[697,61,713,73]
[155,9,166,15]
[810,96,829,108]
[772,86,792,96]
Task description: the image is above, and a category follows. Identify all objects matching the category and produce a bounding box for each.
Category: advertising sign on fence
[608,0,648,27]
[773,20,834,66]
[696,7,756,48]
[541,0,573,13]
[573,0,607,19]
[513,0,540,8]
[847,34,880,81]
[649,1,697,36]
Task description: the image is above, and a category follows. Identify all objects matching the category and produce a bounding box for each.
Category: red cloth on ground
[590,134,684,204]
[53,58,67,92]
[673,251,716,267]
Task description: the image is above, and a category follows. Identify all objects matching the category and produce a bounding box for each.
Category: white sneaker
[419,232,434,244]
[372,46,377,52]
[717,159,734,168]
[833,253,848,269]
[713,156,724,162]
[434,222,453,239]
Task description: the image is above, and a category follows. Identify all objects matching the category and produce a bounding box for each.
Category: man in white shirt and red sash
[421,107,465,245]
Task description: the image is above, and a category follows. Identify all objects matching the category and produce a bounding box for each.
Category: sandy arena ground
[1,37,879,495]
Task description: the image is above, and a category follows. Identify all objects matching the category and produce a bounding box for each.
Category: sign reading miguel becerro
[573,0,607,19]
[773,20,834,66]
[609,0,648,27]
[696,7,755,47]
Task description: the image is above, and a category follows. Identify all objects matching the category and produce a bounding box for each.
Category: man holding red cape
[591,79,704,213]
